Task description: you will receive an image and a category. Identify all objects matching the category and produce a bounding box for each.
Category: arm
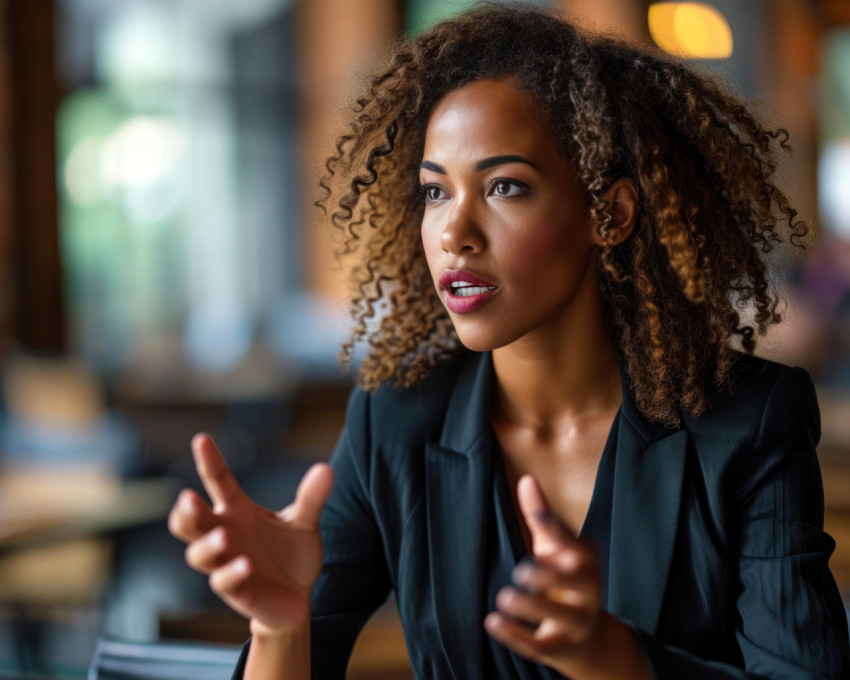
[638,367,849,679]
[229,388,392,679]
[169,435,332,680]
[243,622,310,680]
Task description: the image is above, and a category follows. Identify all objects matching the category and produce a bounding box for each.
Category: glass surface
[57,0,345,395]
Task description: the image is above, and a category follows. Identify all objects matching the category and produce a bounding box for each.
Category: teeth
[452,286,496,297]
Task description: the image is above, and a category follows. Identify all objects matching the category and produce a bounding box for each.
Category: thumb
[517,474,574,557]
[279,463,335,529]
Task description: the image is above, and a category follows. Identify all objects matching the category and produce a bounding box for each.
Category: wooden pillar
[764,0,819,232]
[4,0,64,353]
[295,0,402,301]
[560,0,650,44]
[0,0,14,357]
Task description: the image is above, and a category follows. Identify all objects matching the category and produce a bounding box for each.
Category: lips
[438,269,499,314]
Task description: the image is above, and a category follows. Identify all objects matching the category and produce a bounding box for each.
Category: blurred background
[0,0,848,677]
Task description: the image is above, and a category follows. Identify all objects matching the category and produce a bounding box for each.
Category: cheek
[511,228,560,260]
[499,200,594,276]
[420,222,442,273]
[500,220,575,275]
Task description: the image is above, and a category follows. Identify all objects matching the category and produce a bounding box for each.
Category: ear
[592,177,637,247]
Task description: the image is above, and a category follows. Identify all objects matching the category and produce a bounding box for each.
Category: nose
[440,199,485,254]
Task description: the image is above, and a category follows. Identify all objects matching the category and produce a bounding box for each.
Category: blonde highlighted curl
[317,4,809,426]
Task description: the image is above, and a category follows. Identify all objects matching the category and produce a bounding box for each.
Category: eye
[420,184,447,204]
[489,179,529,198]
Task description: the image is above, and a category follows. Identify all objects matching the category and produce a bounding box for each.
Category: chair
[87,637,241,680]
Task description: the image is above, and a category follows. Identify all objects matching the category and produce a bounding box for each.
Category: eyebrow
[419,154,538,174]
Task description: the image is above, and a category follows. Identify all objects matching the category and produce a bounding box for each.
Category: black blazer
[234,351,850,679]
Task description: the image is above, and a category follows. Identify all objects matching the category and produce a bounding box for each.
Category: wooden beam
[4,0,65,352]
[295,0,402,301]
[0,0,14,357]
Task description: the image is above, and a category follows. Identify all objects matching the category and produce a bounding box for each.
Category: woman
[168,5,850,679]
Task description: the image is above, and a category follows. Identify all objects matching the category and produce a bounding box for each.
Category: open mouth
[448,281,498,298]
[438,270,499,313]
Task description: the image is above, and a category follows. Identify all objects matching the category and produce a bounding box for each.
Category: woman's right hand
[168,433,335,637]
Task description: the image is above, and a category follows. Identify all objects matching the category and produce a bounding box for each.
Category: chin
[456,337,495,353]
[452,322,518,353]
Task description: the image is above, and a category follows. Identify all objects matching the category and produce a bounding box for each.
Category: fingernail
[496,587,516,608]
[180,491,195,512]
[513,561,542,594]
[484,612,502,630]
[513,563,532,583]
[209,527,226,548]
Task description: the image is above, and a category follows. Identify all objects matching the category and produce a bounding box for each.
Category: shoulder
[725,351,816,406]
[695,352,818,432]
[682,351,821,470]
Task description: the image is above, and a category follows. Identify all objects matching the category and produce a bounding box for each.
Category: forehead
[423,79,558,160]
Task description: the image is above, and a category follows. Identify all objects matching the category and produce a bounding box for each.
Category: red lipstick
[438,269,499,314]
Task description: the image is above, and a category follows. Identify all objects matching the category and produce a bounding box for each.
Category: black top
[484,411,620,679]
[230,351,850,680]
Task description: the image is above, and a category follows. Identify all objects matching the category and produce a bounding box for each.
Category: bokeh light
[648,2,733,59]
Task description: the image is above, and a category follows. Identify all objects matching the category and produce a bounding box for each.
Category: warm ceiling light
[648,2,733,59]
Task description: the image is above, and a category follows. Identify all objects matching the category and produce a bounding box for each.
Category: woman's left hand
[484,475,652,679]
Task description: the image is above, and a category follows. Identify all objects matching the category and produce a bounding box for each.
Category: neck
[491,275,621,432]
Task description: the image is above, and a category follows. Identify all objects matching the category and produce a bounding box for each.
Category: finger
[208,555,254,617]
[279,463,335,530]
[209,556,311,633]
[168,488,218,542]
[185,527,235,575]
[484,611,546,661]
[516,475,576,557]
[487,609,588,661]
[192,433,246,510]
[543,537,598,573]
[496,585,589,627]
[512,556,599,605]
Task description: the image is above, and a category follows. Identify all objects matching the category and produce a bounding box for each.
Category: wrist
[249,608,310,640]
[245,618,311,680]
[555,614,652,680]
[248,592,312,640]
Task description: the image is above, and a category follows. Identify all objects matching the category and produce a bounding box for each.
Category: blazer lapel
[425,352,493,680]
[608,363,688,633]
[422,351,690,668]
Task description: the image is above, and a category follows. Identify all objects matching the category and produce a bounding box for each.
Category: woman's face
[420,78,602,352]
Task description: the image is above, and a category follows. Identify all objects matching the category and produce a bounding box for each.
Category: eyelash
[418,178,530,204]
[489,178,529,197]
[418,184,445,203]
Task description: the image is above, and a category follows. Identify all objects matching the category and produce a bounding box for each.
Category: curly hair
[317,3,809,426]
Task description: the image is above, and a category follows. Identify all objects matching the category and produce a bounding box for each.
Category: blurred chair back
[87,637,241,680]
[0,352,138,474]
